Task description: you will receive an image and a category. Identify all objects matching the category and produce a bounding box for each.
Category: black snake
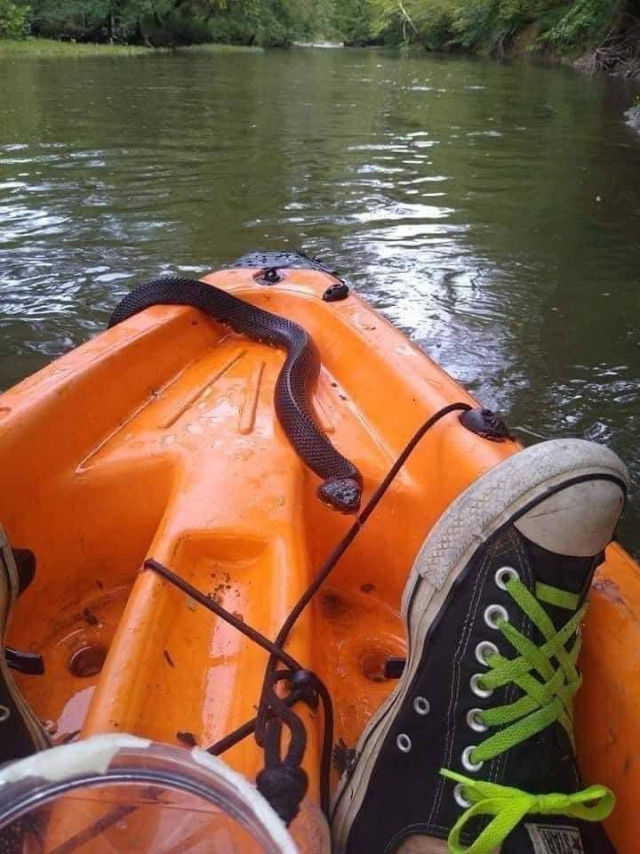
[109,277,362,513]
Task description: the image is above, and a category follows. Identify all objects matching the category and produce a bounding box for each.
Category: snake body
[109,277,362,513]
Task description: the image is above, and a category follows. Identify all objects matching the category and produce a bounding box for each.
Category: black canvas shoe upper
[342,523,618,854]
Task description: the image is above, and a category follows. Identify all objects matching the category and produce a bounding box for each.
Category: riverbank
[2,0,639,75]
[0,39,154,58]
[0,39,263,59]
[365,0,640,81]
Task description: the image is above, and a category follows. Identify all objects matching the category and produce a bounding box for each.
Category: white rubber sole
[330,438,628,851]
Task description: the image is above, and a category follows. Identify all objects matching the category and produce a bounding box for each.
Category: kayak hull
[0,263,637,850]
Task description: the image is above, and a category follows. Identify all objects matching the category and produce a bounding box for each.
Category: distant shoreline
[0,39,264,59]
[2,37,639,84]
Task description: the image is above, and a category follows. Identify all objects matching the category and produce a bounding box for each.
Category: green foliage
[0,0,31,39]
[0,0,634,54]
[333,0,372,45]
[31,0,180,43]
[201,0,305,46]
[371,0,533,50]
[370,0,633,56]
[3,0,336,45]
[545,0,623,48]
[452,0,529,49]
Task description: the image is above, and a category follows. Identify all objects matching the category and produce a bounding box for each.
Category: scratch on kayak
[592,577,625,605]
[239,359,265,434]
[163,349,246,428]
[313,370,338,434]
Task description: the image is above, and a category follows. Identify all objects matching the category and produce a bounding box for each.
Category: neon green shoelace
[439,575,615,854]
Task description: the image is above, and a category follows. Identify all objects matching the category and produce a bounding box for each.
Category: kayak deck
[0,265,638,849]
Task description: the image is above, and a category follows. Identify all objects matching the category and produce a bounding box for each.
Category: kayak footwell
[0,265,638,851]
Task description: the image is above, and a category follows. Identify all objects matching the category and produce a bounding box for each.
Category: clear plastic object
[0,734,330,853]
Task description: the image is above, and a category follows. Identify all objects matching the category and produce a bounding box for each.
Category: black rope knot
[256,762,309,825]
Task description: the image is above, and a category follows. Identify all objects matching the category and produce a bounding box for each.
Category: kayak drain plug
[68,643,107,678]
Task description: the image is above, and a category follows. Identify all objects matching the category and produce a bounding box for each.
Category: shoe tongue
[487,534,614,854]
[502,819,615,854]
[519,534,600,630]
[503,821,583,854]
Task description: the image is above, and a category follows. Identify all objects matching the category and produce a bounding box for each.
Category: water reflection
[0,47,638,551]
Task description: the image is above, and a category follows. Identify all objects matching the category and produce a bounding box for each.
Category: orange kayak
[0,255,638,850]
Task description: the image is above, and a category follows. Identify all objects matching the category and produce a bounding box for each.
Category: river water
[1,47,639,553]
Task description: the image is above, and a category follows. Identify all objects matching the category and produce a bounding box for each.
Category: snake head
[318,477,362,514]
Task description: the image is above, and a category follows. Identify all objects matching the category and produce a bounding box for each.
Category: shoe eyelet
[413,696,430,716]
[484,604,508,630]
[475,640,499,667]
[396,733,412,753]
[470,673,494,699]
[453,782,472,808]
[0,706,9,723]
[462,745,484,772]
[466,708,488,733]
[495,566,519,590]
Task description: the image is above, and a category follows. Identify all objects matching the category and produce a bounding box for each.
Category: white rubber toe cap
[515,477,626,557]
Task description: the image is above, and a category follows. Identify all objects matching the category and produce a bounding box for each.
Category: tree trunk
[397,0,420,37]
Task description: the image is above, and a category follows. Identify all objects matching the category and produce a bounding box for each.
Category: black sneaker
[331,439,628,854]
[0,527,50,762]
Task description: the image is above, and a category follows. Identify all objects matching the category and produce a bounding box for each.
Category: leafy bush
[545,0,624,49]
[204,0,303,47]
[450,0,555,50]
[370,0,631,54]
[0,0,31,39]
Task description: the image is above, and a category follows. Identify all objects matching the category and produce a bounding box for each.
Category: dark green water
[1,47,639,552]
